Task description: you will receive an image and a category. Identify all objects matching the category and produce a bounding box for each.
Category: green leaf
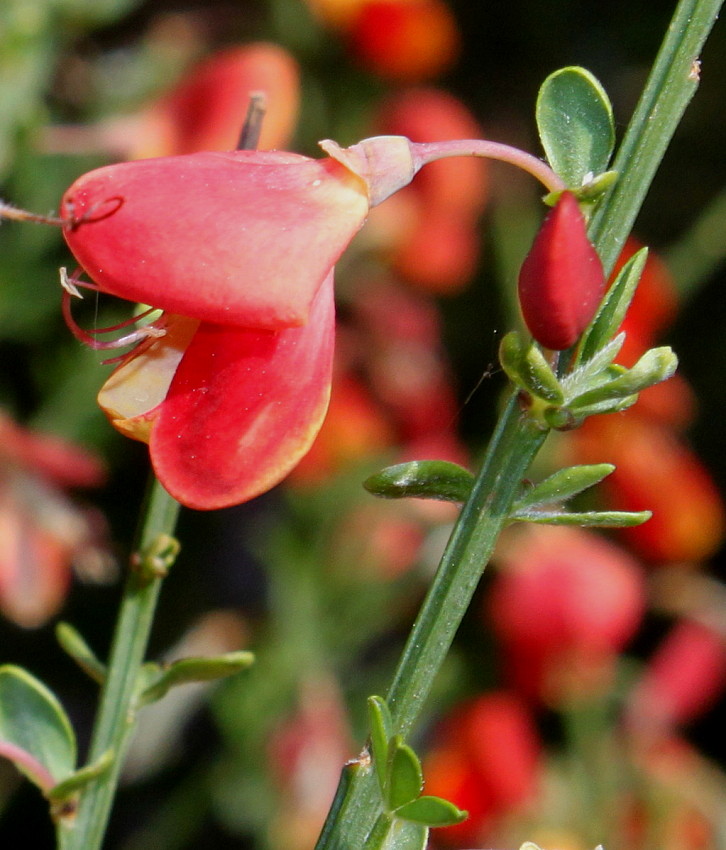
[570,347,678,408]
[513,464,615,511]
[55,622,106,685]
[386,738,423,811]
[510,509,652,527]
[381,819,428,850]
[395,795,468,827]
[578,248,648,364]
[0,666,76,789]
[368,696,394,793]
[536,66,615,188]
[137,652,254,706]
[363,461,474,504]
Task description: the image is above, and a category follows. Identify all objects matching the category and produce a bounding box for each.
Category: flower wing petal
[149,274,335,509]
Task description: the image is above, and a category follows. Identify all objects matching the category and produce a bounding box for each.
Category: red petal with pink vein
[149,274,335,509]
[61,151,368,329]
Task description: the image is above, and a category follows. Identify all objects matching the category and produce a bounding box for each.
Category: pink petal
[149,273,336,509]
[62,151,368,329]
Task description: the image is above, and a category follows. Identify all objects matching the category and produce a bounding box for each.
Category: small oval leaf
[513,464,615,511]
[387,738,424,811]
[364,461,474,504]
[510,509,652,527]
[537,66,615,188]
[569,347,678,408]
[0,666,76,789]
[396,795,468,827]
[55,622,106,685]
[138,651,255,706]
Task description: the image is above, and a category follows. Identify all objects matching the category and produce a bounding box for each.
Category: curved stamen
[61,268,167,358]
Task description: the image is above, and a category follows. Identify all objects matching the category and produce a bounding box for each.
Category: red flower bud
[518,191,605,350]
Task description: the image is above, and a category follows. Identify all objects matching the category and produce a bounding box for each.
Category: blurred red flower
[367,88,488,292]
[572,415,724,564]
[486,525,645,705]
[0,411,109,627]
[626,618,726,732]
[424,692,542,846]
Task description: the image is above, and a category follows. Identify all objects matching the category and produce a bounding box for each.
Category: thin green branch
[315,1,724,847]
[60,477,180,850]
[588,0,724,275]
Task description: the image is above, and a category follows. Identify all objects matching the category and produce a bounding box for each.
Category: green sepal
[363,460,474,504]
[569,347,678,408]
[55,622,106,685]
[574,169,619,201]
[46,749,114,802]
[137,651,254,706]
[512,464,615,512]
[509,508,652,527]
[0,665,76,789]
[386,737,424,811]
[544,170,619,207]
[381,819,428,850]
[499,332,564,403]
[536,66,615,189]
[395,795,468,827]
[368,695,394,793]
[577,248,649,364]
[520,344,565,403]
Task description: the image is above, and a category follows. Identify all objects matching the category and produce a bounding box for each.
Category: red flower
[59,138,421,508]
[518,191,605,350]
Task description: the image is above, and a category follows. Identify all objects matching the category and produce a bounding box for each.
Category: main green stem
[61,477,180,850]
[316,0,722,847]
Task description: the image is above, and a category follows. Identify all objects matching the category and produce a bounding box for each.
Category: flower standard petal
[148,273,336,510]
[61,151,369,329]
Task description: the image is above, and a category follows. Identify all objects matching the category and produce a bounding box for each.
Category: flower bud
[518,191,605,350]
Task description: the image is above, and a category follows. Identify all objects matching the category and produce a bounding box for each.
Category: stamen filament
[62,289,166,353]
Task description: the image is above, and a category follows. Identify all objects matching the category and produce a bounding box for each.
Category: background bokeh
[2,1,726,848]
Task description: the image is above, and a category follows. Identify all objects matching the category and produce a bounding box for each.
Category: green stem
[588,0,723,275]
[315,1,723,847]
[315,398,547,849]
[61,476,180,850]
